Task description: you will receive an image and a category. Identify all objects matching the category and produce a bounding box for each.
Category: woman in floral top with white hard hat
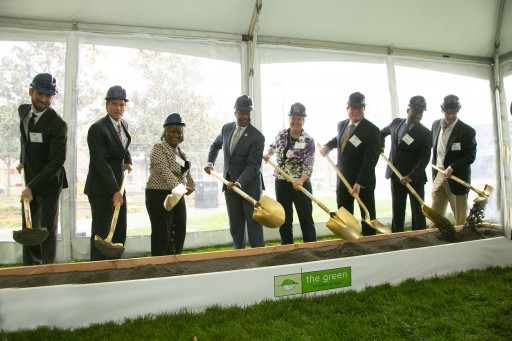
[145,113,195,255]
[263,103,316,244]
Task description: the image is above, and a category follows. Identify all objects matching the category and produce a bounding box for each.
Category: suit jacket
[431,118,476,195]
[380,118,432,184]
[325,118,380,190]
[84,115,132,197]
[18,104,68,197]
[207,122,265,197]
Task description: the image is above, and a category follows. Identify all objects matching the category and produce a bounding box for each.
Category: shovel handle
[209,170,257,206]
[23,198,33,230]
[318,143,372,219]
[104,169,129,243]
[265,159,331,214]
[380,153,425,205]
[431,164,487,197]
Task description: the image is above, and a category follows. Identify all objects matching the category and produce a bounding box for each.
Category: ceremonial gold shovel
[319,144,391,235]
[381,154,456,240]
[94,169,128,258]
[431,164,493,202]
[13,170,49,246]
[264,159,361,240]
[209,171,285,229]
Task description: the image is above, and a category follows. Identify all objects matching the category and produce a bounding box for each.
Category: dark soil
[0,227,502,289]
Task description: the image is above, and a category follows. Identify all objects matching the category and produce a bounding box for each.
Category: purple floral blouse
[267,129,315,180]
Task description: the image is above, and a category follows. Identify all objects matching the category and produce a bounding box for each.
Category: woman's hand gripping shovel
[318,143,391,235]
[94,169,129,258]
[208,170,285,228]
[264,158,361,240]
[12,170,49,246]
[431,164,493,203]
[381,153,456,240]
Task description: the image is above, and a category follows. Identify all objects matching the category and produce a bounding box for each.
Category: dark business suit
[431,119,476,225]
[207,122,265,248]
[84,115,132,260]
[381,118,432,232]
[18,104,68,265]
[325,118,380,236]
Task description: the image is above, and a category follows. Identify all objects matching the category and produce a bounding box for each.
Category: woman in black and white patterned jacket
[145,113,195,255]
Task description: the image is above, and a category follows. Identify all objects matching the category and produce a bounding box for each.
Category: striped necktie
[231,127,241,152]
[340,124,354,153]
[117,123,122,142]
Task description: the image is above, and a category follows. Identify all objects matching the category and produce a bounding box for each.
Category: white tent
[0,0,511,263]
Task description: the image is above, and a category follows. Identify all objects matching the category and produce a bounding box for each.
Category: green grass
[2,266,511,339]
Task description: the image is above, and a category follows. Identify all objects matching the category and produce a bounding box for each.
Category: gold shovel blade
[252,195,286,228]
[325,207,361,240]
[423,206,456,241]
[483,184,493,197]
[370,220,392,235]
[12,227,49,246]
[94,238,125,258]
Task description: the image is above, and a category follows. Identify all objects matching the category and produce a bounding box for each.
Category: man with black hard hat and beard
[84,85,132,261]
[204,95,265,249]
[431,94,476,227]
[16,73,68,265]
[381,96,432,233]
[319,92,381,236]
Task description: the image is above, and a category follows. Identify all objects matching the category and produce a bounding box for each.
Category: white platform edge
[1,236,511,331]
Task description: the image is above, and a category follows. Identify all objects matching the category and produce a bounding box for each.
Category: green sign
[274,267,351,297]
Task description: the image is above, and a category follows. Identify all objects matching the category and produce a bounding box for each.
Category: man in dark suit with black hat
[320,92,381,236]
[204,95,265,249]
[84,85,132,261]
[431,94,476,226]
[381,96,432,233]
[16,73,68,265]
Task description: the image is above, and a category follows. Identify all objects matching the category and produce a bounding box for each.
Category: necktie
[117,123,122,142]
[340,124,354,153]
[231,127,241,152]
[28,113,36,141]
[399,123,409,144]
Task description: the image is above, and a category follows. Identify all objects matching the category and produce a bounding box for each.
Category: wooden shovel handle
[209,170,257,205]
[105,169,129,242]
[318,143,371,219]
[20,170,33,230]
[380,153,425,205]
[431,164,487,197]
[265,159,331,214]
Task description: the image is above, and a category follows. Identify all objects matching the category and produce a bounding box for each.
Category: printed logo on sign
[274,274,302,297]
[274,267,351,297]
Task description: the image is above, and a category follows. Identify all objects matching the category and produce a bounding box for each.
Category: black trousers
[275,179,316,244]
[88,193,127,261]
[336,183,376,236]
[390,174,427,232]
[146,189,187,256]
[21,193,60,265]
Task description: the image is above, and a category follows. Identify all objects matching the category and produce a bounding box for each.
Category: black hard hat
[234,95,254,111]
[163,113,186,127]
[289,102,306,116]
[105,85,129,102]
[30,73,58,96]
[441,94,461,114]
[409,95,427,111]
[347,92,366,108]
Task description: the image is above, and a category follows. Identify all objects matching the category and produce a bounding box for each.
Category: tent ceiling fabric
[0,0,511,58]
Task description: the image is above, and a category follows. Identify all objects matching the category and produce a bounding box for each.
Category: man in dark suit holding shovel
[204,95,265,249]
[17,73,68,265]
[84,86,132,261]
[381,96,432,233]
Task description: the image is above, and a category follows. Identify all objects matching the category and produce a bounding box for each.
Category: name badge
[402,134,414,145]
[294,142,306,149]
[451,142,461,151]
[349,135,361,148]
[29,132,43,143]
[176,155,185,167]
